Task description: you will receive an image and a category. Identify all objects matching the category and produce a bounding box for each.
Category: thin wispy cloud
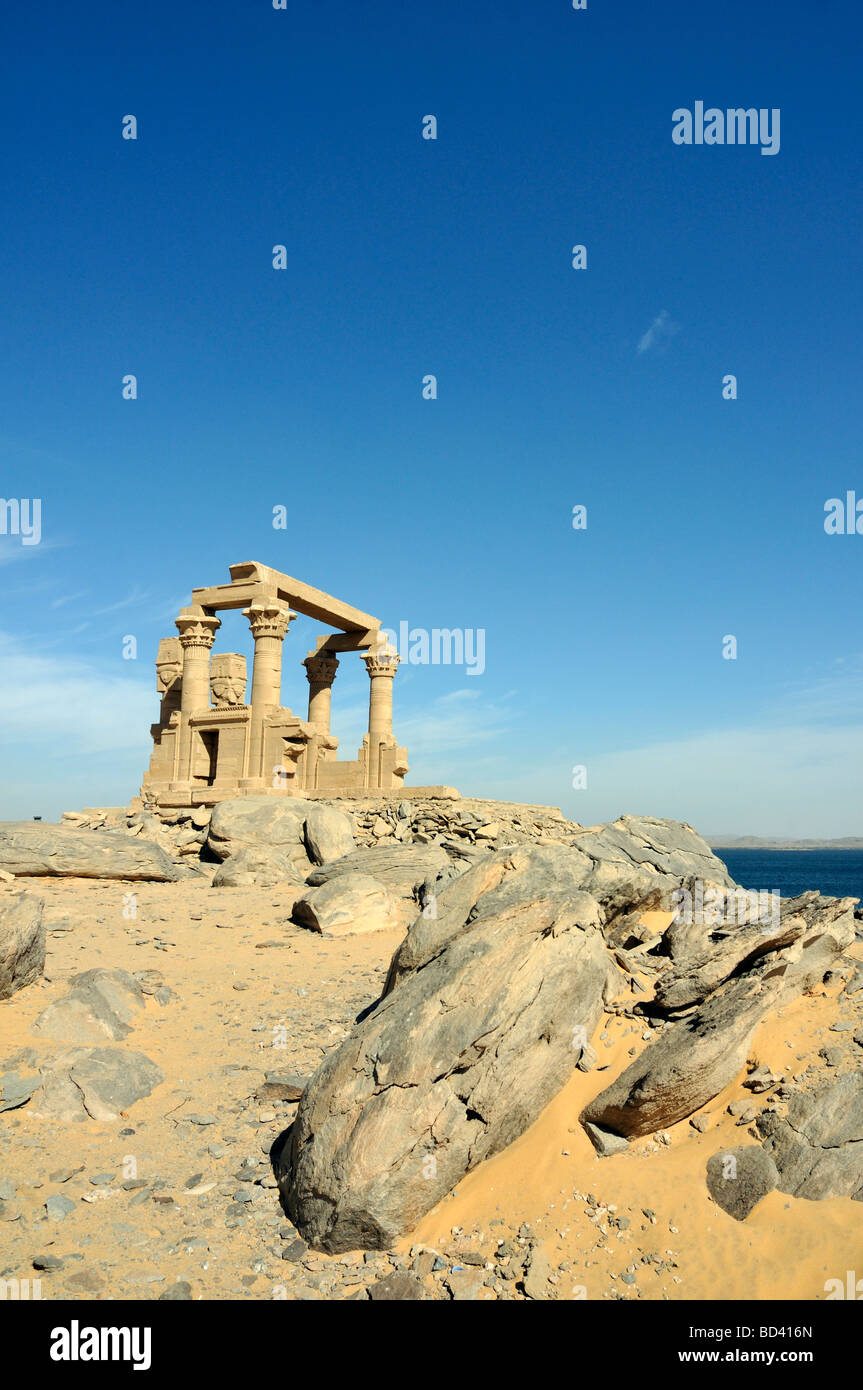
[636,309,679,355]
[0,631,151,760]
[50,589,90,609]
[772,654,863,724]
[0,538,58,567]
[398,690,513,755]
[91,585,152,617]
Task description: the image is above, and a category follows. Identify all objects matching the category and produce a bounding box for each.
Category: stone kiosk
[142,562,410,806]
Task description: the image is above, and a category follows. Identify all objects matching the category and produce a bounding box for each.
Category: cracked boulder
[654,892,812,1013]
[571,815,736,913]
[305,844,451,903]
[0,823,179,881]
[292,873,405,936]
[211,846,305,888]
[581,894,856,1141]
[757,1074,863,1200]
[206,797,354,870]
[28,1046,163,1122]
[33,968,146,1044]
[0,894,46,1000]
[280,849,611,1251]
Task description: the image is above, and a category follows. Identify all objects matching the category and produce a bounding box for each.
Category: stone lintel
[190,562,379,633]
[312,629,380,654]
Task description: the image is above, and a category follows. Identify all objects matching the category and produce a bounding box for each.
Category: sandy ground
[2,876,861,1301]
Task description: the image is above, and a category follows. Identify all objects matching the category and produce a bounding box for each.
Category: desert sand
[2,871,860,1301]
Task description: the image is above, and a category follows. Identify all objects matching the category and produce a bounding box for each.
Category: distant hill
[708,836,863,851]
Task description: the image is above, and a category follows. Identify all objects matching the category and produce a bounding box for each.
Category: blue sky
[1,0,861,834]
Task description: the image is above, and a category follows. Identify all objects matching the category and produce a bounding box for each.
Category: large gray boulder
[0,824,178,881]
[582,894,856,1141]
[385,838,728,995]
[303,804,356,865]
[211,846,305,888]
[0,894,46,1000]
[292,874,403,936]
[33,968,146,1044]
[572,815,737,890]
[582,970,775,1143]
[207,797,308,863]
[280,848,612,1252]
[206,797,354,869]
[305,844,451,901]
[758,1075,863,1200]
[384,855,511,992]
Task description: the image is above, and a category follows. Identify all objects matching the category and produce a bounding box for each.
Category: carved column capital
[303,655,339,686]
[363,647,400,679]
[243,601,295,641]
[175,609,221,650]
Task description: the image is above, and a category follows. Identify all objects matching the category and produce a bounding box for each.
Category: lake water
[716,849,863,904]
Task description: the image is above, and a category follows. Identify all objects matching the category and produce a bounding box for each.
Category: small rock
[65,1268,107,1294]
[706,1146,778,1221]
[583,1121,630,1156]
[368,1271,426,1300]
[45,1195,76,1220]
[159,1281,193,1300]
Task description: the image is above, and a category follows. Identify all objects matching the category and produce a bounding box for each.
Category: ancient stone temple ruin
[142,562,409,805]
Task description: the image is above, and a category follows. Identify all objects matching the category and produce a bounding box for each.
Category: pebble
[32,1254,64,1271]
[159,1281,193,1300]
[45,1195,76,1220]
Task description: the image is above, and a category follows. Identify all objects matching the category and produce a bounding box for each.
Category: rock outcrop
[0,894,46,1000]
[581,894,856,1142]
[0,823,179,881]
[305,844,451,902]
[280,847,615,1251]
[278,824,750,1250]
[33,968,146,1044]
[757,1075,863,1201]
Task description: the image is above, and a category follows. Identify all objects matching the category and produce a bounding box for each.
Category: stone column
[364,644,400,738]
[172,607,220,789]
[362,644,400,788]
[242,599,295,784]
[303,655,339,733]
